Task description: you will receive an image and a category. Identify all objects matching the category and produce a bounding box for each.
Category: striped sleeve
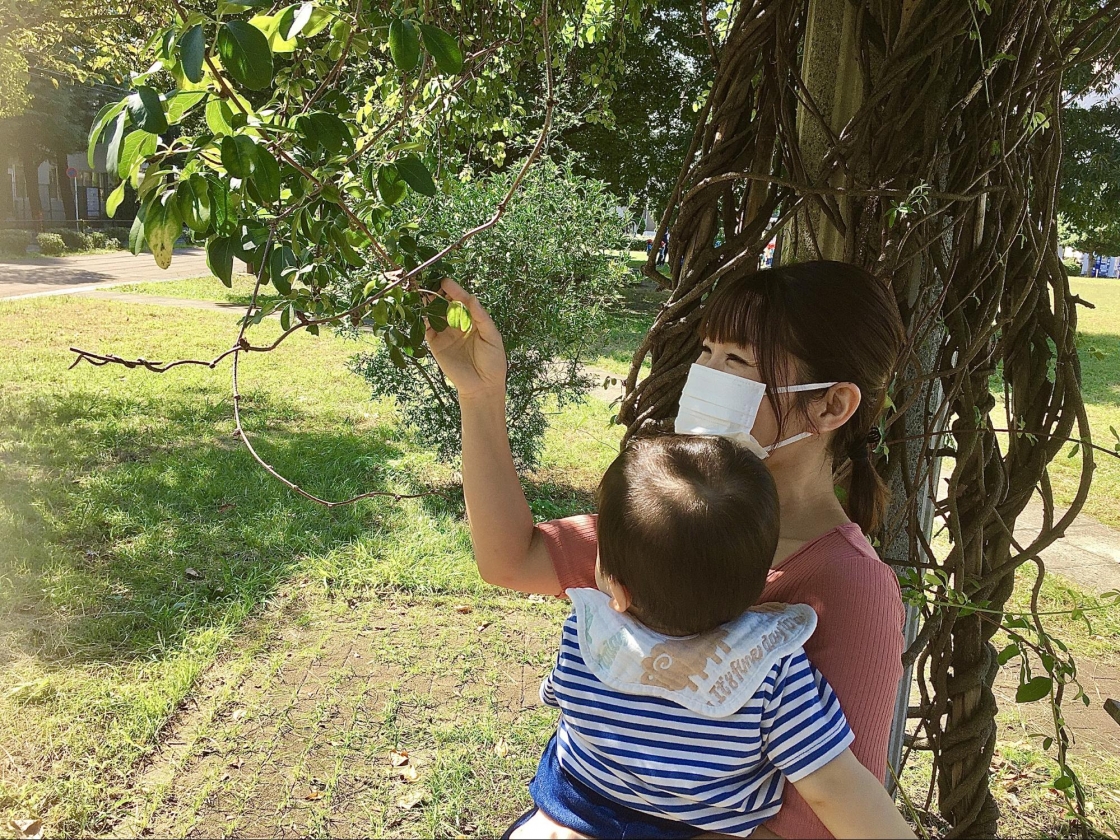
[540,670,559,707]
[761,650,854,783]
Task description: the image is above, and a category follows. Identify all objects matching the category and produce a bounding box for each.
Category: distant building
[4,145,117,226]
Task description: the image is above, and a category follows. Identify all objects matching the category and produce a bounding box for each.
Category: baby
[509,435,915,839]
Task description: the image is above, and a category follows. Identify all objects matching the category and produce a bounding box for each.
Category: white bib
[567,588,817,719]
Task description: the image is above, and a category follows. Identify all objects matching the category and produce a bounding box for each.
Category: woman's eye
[699,346,712,355]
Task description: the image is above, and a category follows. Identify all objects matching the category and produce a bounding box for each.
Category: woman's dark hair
[596,435,779,637]
[699,260,905,534]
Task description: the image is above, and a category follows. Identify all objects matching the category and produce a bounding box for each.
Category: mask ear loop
[763,382,840,451]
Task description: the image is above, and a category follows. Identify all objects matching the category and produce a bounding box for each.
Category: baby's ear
[608,581,632,614]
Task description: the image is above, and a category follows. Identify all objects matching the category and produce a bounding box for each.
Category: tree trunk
[621,3,1096,837]
[18,148,43,229]
[56,152,76,224]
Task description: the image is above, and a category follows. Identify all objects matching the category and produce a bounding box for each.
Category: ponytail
[845,427,889,533]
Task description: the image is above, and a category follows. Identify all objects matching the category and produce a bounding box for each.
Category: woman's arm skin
[427,279,562,594]
[791,749,916,839]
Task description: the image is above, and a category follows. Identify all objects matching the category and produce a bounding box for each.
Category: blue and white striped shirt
[537,596,854,837]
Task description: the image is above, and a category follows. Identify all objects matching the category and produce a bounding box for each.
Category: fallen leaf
[9,819,43,840]
[228,757,243,770]
[395,788,429,810]
[528,594,548,603]
[391,764,420,782]
[453,605,473,614]
[494,739,509,758]
[218,503,235,513]
[185,567,203,580]
[389,749,410,767]
[230,708,248,722]
[304,790,323,801]
[476,622,492,632]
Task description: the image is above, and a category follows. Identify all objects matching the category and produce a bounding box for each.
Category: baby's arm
[791,748,916,839]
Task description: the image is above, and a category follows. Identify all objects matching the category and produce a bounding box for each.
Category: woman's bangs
[700,281,768,347]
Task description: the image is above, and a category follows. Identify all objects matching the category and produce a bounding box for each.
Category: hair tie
[849,428,882,463]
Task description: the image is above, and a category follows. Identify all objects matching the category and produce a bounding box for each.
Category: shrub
[58,229,88,251]
[0,230,29,256]
[84,231,109,250]
[103,227,132,248]
[1063,257,1082,277]
[351,159,628,469]
[36,233,66,256]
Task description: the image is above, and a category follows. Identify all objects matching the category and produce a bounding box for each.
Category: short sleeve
[761,650,854,783]
[535,514,599,593]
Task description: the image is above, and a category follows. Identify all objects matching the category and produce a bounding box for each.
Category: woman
[428,261,907,839]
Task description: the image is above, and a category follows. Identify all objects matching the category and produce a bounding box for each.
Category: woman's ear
[811,383,862,434]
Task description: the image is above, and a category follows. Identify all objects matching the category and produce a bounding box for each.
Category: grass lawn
[1042,276,1120,528]
[0,272,1117,838]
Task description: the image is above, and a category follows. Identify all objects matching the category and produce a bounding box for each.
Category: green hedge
[0,230,29,256]
[36,233,66,256]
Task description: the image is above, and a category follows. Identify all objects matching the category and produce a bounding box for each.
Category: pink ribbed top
[536,515,904,840]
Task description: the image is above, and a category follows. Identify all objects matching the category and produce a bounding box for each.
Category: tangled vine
[620,0,1120,835]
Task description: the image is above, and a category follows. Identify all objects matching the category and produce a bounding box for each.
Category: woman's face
[696,338,809,458]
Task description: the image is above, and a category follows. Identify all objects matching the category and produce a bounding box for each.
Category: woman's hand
[426,278,507,401]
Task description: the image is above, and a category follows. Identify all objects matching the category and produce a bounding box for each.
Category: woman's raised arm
[427,279,562,595]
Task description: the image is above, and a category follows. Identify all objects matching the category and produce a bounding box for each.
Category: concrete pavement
[0,248,217,300]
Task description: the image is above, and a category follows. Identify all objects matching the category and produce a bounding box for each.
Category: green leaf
[180,25,206,83]
[221,135,258,179]
[268,245,296,294]
[217,20,274,90]
[418,24,463,74]
[129,210,146,255]
[144,194,183,270]
[1015,676,1053,703]
[447,300,471,332]
[166,90,207,124]
[396,154,436,196]
[388,19,420,71]
[377,164,406,205]
[205,99,235,136]
[177,175,212,233]
[127,87,169,135]
[426,296,449,332]
[284,2,315,39]
[996,644,1018,666]
[105,112,128,175]
[116,130,158,179]
[297,112,351,155]
[87,99,127,168]
[250,147,281,202]
[106,181,128,219]
[207,235,237,286]
[1053,774,1075,791]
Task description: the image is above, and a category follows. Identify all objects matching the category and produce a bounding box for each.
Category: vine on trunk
[619,0,1119,835]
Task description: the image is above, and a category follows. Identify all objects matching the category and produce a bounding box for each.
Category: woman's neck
[770,453,851,565]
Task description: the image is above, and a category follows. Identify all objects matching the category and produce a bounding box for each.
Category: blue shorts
[528,734,700,839]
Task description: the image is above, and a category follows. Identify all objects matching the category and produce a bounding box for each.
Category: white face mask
[673,363,837,459]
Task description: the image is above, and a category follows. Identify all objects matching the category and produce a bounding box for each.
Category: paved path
[0,249,219,300]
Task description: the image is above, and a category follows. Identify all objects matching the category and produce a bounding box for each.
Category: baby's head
[595,435,779,637]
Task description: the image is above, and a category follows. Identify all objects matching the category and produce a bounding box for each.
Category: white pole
[73,177,80,233]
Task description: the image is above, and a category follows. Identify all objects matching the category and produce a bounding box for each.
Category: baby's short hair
[596,435,779,636]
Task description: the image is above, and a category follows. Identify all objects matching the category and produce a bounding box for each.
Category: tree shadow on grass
[0,387,423,668]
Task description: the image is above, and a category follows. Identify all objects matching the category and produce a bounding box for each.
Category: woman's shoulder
[766,524,903,616]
